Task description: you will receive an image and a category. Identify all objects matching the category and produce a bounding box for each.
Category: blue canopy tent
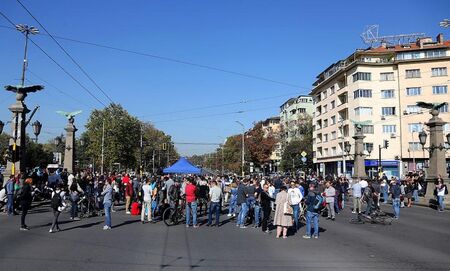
[163,157,202,174]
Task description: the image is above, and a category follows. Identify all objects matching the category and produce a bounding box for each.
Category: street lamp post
[16,24,39,86]
[235,121,245,177]
[31,120,42,142]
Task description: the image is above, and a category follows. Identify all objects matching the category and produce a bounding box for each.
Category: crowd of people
[0,168,447,237]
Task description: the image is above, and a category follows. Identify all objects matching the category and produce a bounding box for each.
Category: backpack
[313,194,324,210]
[51,192,62,209]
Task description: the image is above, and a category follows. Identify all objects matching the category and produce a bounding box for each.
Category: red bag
[131,202,141,216]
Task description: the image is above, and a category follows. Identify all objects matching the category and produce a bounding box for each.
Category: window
[323,134,328,142]
[322,91,327,99]
[380,72,395,81]
[362,125,374,134]
[432,85,448,94]
[330,86,335,95]
[408,142,422,151]
[332,147,337,155]
[331,116,336,125]
[323,105,328,113]
[406,87,421,96]
[382,107,396,116]
[405,69,421,78]
[324,148,328,156]
[352,72,371,82]
[396,51,421,60]
[408,123,423,133]
[331,131,337,140]
[298,108,306,113]
[425,49,446,58]
[323,119,328,128]
[381,89,395,99]
[353,89,372,99]
[331,100,335,109]
[432,67,447,77]
[363,143,374,152]
[444,124,450,132]
[439,103,449,113]
[355,107,373,116]
[406,105,421,114]
[382,125,396,134]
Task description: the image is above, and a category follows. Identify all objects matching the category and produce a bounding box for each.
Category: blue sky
[1,0,449,155]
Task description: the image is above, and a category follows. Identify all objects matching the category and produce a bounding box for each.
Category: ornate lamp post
[31,120,42,142]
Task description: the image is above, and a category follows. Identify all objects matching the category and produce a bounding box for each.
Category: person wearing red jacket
[185,178,198,228]
[124,174,133,214]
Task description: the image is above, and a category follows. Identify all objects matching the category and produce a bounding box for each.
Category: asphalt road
[0,201,449,271]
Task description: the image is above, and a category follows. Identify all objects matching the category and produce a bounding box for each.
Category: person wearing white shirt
[436,178,447,212]
[141,178,153,223]
[288,181,303,232]
[268,182,275,211]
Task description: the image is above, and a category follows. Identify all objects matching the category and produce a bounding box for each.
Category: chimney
[437,33,444,44]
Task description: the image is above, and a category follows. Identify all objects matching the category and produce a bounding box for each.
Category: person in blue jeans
[227,183,238,217]
[236,180,248,228]
[102,180,113,230]
[5,176,15,215]
[303,183,319,239]
[186,202,198,226]
[207,181,223,226]
[390,179,402,219]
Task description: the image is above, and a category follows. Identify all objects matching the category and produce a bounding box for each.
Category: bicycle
[163,199,186,226]
[349,210,393,225]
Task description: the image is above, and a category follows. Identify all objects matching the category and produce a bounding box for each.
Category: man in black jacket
[236,179,248,228]
[20,178,33,231]
[260,184,274,233]
[303,183,320,239]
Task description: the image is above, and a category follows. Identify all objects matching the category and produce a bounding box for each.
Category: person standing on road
[287,181,303,232]
[436,178,447,212]
[390,179,401,219]
[141,178,153,224]
[236,179,249,228]
[351,179,362,214]
[19,178,33,231]
[303,183,320,239]
[102,179,113,230]
[5,175,15,215]
[227,182,238,217]
[207,180,222,227]
[324,181,336,220]
[124,176,133,214]
[49,185,65,233]
[185,178,198,228]
[260,183,274,234]
[273,186,292,239]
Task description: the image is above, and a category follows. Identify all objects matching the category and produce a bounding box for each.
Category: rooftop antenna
[360,25,426,46]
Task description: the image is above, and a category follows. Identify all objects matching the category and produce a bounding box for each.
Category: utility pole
[101,120,105,175]
[152,150,155,174]
[221,145,224,175]
[167,143,170,167]
[140,124,143,175]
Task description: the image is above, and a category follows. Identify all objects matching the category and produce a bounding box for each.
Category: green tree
[85,103,141,171]
[222,135,242,174]
[280,115,313,172]
[24,139,54,169]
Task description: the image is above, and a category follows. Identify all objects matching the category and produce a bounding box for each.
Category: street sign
[301,157,307,163]
[301,151,307,157]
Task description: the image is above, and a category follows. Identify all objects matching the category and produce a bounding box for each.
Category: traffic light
[8,145,21,162]
[162,143,167,151]
[384,139,389,149]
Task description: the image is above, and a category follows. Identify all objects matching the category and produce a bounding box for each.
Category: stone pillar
[5,97,29,176]
[422,111,449,205]
[352,130,367,179]
[63,118,77,174]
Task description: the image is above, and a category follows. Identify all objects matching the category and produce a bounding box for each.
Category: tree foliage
[280,115,313,171]
[246,122,276,167]
[85,103,141,171]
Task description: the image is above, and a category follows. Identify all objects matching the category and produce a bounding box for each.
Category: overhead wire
[15,0,115,104]
[0,24,307,90]
[0,11,108,107]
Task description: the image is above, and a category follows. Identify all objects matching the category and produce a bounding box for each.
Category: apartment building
[311,33,450,178]
[262,116,282,172]
[279,95,314,146]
